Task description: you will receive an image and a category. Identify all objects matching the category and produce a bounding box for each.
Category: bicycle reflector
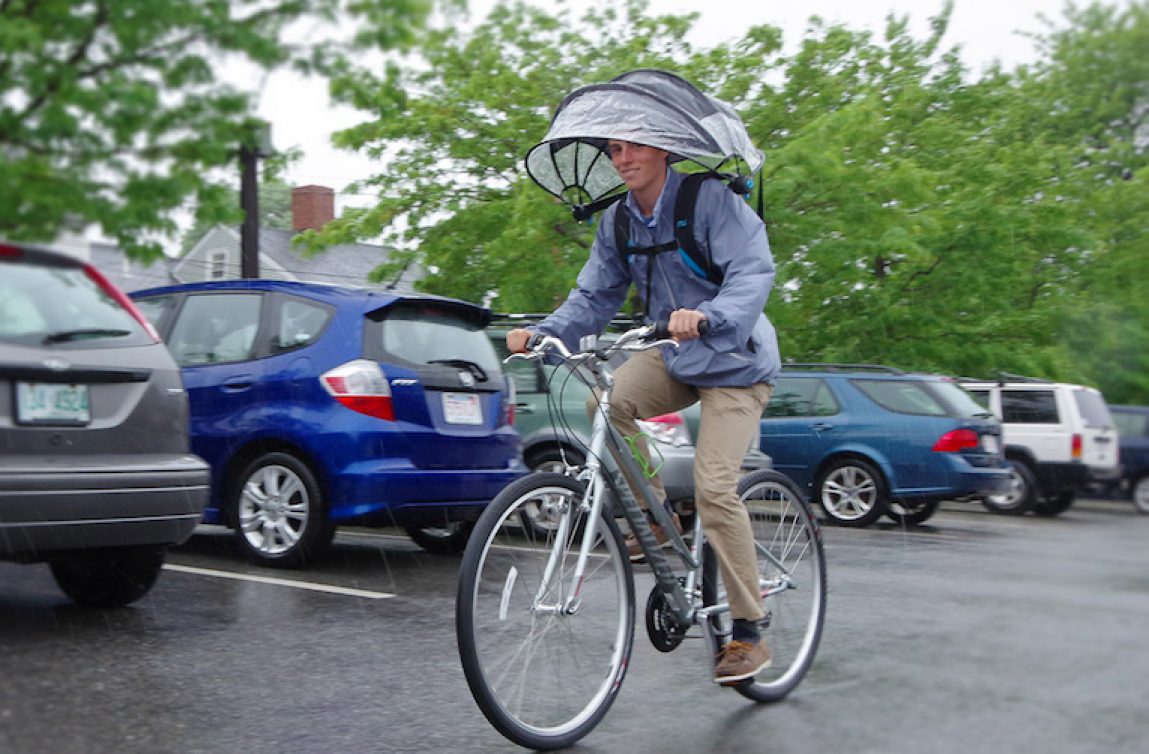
[932,429,980,452]
[320,359,395,420]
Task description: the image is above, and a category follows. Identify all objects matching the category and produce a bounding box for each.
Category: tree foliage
[0,0,442,260]
[322,0,1148,402]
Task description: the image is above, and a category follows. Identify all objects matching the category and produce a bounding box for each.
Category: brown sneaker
[624,512,682,562]
[713,639,772,683]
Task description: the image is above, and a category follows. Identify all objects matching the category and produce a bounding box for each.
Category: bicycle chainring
[644,585,689,653]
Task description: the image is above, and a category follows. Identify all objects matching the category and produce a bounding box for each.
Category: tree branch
[16,1,108,121]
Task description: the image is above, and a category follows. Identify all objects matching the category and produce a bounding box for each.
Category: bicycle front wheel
[707,469,827,702]
[456,473,635,750]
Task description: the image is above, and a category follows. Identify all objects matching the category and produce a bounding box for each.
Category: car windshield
[0,259,147,347]
[1073,390,1115,428]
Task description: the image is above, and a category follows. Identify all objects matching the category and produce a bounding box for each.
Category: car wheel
[522,447,586,536]
[404,520,475,554]
[815,458,888,527]
[1033,490,1075,516]
[981,459,1037,515]
[1131,475,1149,514]
[885,499,941,526]
[49,545,166,608]
[230,451,334,568]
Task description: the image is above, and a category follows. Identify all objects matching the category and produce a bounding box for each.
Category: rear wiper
[42,328,133,344]
[427,358,489,382]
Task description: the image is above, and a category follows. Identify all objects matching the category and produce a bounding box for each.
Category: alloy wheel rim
[238,464,309,555]
[821,466,877,520]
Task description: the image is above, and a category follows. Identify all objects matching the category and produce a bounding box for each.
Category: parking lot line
[163,564,395,599]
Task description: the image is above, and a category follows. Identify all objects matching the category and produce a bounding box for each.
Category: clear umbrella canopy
[525,69,764,210]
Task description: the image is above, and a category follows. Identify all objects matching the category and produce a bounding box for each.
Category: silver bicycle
[456,323,827,750]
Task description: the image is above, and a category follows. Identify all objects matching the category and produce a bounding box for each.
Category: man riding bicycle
[506,134,782,683]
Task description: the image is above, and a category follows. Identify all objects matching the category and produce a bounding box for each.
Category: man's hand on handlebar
[506,328,534,354]
[667,309,708,341]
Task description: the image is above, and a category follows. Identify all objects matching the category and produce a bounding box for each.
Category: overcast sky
[243,0,1108,208]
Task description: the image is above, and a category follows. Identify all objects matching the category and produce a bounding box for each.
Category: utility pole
[239,120,274,279]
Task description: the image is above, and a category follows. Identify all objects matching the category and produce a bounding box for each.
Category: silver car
[0,243,209,607]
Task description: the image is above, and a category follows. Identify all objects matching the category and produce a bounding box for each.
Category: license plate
[443,393,482,425]
[16,382,90,425]
[981,434,1000,454]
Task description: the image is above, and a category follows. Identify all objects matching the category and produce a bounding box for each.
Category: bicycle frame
[520,328,806,648]
[539,341,718,635]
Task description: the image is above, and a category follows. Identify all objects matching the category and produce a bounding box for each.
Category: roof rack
[960,372,1054,385]
[995,372,1053,384]
[781,363,905,374]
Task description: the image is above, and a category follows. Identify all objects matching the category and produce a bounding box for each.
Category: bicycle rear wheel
[456,473,635,750]
[706,469,827,702]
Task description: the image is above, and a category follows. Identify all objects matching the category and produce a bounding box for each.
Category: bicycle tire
[705,469,827,702]
[456,472,635,750]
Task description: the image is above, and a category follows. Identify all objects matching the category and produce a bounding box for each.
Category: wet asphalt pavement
[1,497,1147,754]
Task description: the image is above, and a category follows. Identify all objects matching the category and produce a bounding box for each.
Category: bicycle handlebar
[507,318,708,365]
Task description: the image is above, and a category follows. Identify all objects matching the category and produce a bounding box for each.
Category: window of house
[209,251,227,280]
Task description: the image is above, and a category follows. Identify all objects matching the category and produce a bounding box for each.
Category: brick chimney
[291,185,335,232]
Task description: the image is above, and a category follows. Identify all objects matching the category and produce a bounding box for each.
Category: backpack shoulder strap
[672,172,724,286]
[612,202,676,266]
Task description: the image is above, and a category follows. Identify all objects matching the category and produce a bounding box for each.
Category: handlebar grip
[650,319,709,340]
[525,331,545,350]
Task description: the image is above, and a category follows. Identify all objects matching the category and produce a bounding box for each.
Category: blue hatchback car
[131,280,525,566]
[760,365,1010,527]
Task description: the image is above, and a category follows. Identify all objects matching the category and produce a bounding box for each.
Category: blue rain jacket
[534,168,781,388]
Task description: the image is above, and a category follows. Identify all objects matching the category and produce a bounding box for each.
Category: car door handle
[221,376,254,392]
[515,402,535,414]
[810,422,834,431]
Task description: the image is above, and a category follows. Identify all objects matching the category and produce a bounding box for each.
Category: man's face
[608,140,669,195]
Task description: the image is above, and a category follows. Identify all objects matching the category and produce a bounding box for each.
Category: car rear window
[0,257,151,347]
[366,302,502,378]
[852,378,949,416]
[1073,389,1115,429]
[930,380,996,418]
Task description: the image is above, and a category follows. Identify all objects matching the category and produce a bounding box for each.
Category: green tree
[316,0,1147,402]
[0,0,442,260]
[1024,2,1149,403]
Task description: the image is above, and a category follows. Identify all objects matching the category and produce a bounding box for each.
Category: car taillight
[0,243,23,258]
[637,412,692,448]
[82,263,161,343]
[933,428,979,452]
[1071,433,1083,460]
[500,377,516,427]
[320,359,394,421]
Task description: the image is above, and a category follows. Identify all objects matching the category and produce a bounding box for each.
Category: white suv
[960,377,1120,515]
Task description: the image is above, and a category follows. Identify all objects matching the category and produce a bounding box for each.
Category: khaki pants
[587,348,774,622]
